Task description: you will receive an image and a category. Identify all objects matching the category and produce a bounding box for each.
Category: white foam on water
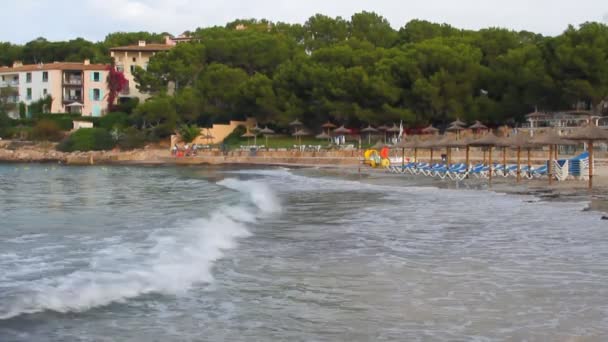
[0,179,280,320]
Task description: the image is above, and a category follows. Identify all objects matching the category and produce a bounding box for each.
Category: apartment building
[109,41,172,102]
[0,60,110,118]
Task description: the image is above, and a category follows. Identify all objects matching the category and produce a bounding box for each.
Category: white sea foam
[0,179,280,320]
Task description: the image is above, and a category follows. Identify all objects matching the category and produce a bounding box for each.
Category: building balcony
[63,79,83,86]
[0,81,19,87]
[63,96,83,103]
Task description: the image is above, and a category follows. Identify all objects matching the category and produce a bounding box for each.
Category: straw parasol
[241,131,255,146]
[436,134,470,168]
[289,119,303,127]
[361,124,378,144]
[503,133,534,182]
[566,124,608,190]
[395,136,423,164]
[333,125,350,134]
[469,121,488,137]
[421,124,439,134]
[530,130,576,185]
[469,132,500,186]
[321,121,337,129]
[450,118,466,127]
[315,132,331,140]
[377,124,389,143]
[293,128,311,146]
[469,121,488,130]
[418,137,441,164]
[259,126,275,147]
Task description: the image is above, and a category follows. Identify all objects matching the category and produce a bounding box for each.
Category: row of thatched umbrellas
[387,124,608,190]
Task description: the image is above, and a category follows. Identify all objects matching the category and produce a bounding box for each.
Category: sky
[1,0,607,43]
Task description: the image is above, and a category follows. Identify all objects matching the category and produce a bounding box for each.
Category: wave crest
[0,179,280,320]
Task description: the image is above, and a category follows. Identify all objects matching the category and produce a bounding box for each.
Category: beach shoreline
[2,140,607,215]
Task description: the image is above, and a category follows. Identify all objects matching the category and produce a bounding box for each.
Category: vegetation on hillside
[1,13,608,152]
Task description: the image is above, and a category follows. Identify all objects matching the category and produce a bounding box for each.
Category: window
[26,88,32,100]
[130,65,135,73]
[26,73,32,83]
[116,65,124,72]
[132,57,136,62]
[42,71,48,82]
[93,72,100,82]
[93,88,101,101]
[43,89,47,96]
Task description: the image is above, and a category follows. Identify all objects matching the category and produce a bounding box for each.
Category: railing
[6,95,19,103]
[63,79,82,85]
[63,96,83,102]
[0,81,19,87]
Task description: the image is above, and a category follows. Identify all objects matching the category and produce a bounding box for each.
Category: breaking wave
[0,179,279,320]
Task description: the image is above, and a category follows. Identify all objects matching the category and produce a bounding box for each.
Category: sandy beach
[2,139,608,215]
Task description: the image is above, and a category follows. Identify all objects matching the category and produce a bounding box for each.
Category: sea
[0,164,607,341]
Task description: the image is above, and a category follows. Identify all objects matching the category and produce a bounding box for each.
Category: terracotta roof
[110,44,173,52]
[0,62,109,73]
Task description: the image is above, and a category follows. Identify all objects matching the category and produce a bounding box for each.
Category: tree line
[2,13,608,135]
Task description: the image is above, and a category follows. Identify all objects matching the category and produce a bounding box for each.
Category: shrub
[177,124,201,143]
[222,125,246,146]
[99,112,129,130]
[31,119,63,141]
[117,127,146,150]
[57,128,115,152]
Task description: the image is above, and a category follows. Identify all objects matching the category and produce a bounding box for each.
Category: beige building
[0,60,110,118]
[109,41,172,102]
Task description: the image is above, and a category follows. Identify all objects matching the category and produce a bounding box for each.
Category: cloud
[3,0,607,43]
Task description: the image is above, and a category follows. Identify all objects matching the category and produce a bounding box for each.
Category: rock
[602,216,608,220]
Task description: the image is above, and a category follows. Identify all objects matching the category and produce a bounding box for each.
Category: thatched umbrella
[530,130,576,185]
[289,119,303,134]
[321,121,337,137]
[503,133,534,182]
[241,131,255,146]
[419,137,441,164]
[450,118,467,127]
[321,121,337,129]
[566,124,608,190]
[259,126,275,147]
[315,132,331,140]
[361,125,378,144]
[470,132,500,186]
[377,124,389,143]
[251,124,262,146]
[293,128,311,146]
[421,124,439,135]
[333,125,350,135]
[446,123,466,140]
[436,134,468,168]
[469,121,488,136]
[394,136,423,166]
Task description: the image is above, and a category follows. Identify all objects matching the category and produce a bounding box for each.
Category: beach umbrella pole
[430,148,434,165]
[516,147,521,183]
[502,147,507,173]
[489,147,493,187]
[527,148,532,178]
[548,145,553,185]
[465,146,470,177]
[414,148,418,163]
[589,140,593,191]
[402,148,405,168]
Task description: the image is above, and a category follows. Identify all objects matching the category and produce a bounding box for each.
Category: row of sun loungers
[386,152,590,181]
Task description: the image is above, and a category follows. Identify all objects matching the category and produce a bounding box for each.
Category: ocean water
[0,164,607,341]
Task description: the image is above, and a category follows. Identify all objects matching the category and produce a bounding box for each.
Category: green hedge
[57,128,115,152]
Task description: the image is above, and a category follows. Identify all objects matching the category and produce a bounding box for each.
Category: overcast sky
[2,0,607,43]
